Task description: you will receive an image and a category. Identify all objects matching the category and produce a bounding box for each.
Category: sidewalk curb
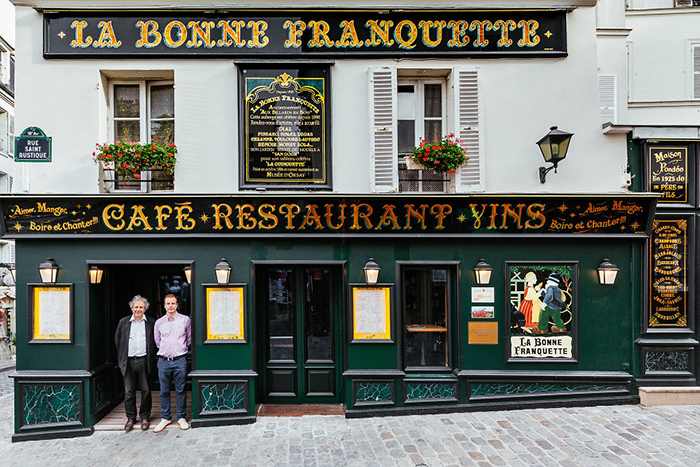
[0,364,15,374]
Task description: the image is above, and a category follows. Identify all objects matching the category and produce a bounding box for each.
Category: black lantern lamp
[474,258,493,285]
[537,126,573,183]
[183,266,192,284]
[89,266,104,284]
[214,258,231,285]
[363,258,380,285]
[597,258,619,285]
[39,258,59,284]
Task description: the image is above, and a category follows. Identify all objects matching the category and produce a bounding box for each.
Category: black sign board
[241,68,330,188]
[0,194,655,238]
[646,144,691,205]
[649,217,690,328]
[14,127,52,163]
[43,10,567,58]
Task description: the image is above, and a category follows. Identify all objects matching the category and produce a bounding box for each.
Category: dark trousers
[124,356,152,421]
[157,356,187,421]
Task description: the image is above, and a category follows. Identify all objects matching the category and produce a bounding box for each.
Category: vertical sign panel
[649,218,690,329]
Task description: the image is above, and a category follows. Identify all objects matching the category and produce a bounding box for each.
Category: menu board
[647,145,689,204]
[205,285,246,342]
[29,285,73,343]
[352,286,392,342]
[649,218,688,328]
[242,67,329,188]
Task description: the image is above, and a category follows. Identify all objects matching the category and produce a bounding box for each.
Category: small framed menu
[29,284,73,343]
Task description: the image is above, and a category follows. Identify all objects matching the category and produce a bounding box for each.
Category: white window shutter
[598,74,617,124]
[369,67,398,192]
[454,68,484,193]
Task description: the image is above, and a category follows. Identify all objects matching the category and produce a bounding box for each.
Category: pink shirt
[154,312,191,358]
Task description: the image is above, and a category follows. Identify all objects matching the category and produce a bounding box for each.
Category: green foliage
[93,139,178,181]
[409,133,468,175]
[511,264,573,279]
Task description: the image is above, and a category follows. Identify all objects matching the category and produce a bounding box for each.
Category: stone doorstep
[639,387,700,406]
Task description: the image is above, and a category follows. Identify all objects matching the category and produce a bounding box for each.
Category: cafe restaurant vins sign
[0,195,654,237]
[43,10,566,58]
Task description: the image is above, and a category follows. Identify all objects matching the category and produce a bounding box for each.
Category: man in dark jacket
[115,295,157,431]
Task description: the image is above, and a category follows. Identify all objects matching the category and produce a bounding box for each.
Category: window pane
[268,269,295,362]
[150,85,174,119]
[151,120,174,144]
[114,85,140,118]
[424,120,442,142]
[305,268,332,362]
[403,268,449,368]
[115,120,140,142]
[398,120,416,155]
[424,84,442,118]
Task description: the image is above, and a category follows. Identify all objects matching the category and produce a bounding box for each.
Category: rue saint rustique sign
[0,195,654,238]
[43,10,566,58]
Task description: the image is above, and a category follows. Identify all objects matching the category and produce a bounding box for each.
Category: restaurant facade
[3,0,695,442]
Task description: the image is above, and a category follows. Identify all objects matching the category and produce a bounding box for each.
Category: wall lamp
[39,258,59,284]
[597,258,619,285]
[474,258,493,285]
[537,126,573,183]
[184,266,192,284]
[364,258,380,285]
[214,258,231,285]
[89,266,104,284]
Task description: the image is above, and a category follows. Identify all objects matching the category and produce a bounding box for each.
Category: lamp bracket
[539,164,557,183]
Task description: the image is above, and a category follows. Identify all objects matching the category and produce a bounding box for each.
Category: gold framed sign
[28,284,73,343]
[204,284,247,343]
[350,285,393,343]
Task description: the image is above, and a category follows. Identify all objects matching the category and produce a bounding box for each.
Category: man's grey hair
[129,295,150,310]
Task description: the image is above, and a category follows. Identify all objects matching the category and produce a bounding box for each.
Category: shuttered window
[368,67,483,193]
[598,74,617,124]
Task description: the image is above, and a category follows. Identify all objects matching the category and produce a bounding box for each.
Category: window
[401,266,453,369]
[369,67,483,193]
[398,80,448,192]
[107,80,174,191]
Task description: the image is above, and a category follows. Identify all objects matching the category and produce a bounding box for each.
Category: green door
[260,265,341,403]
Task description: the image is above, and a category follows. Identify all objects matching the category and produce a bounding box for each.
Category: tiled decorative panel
[470,383,623,398]
[355,382,392,403]
[645,350,691,374]
[23,384,81,426]
[405,382,456,402]
[201,382,246,413]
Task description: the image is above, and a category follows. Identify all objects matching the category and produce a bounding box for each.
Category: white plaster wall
[13,5,628,194]
[0,0,15,48]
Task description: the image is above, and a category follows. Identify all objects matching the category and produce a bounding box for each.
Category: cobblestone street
[1,371,699,467]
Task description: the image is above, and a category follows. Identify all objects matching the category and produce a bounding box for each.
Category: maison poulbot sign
[0,195,654,237]
[43,10,566,58]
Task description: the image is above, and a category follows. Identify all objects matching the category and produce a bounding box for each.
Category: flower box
[408,133,468,175]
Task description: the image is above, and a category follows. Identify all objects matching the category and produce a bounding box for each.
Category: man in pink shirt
[153,294,191,432]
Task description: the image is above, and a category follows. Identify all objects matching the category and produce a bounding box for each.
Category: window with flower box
[105,80,174,191]
[369,67,484,194]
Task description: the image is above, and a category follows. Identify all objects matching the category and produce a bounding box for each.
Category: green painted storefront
[2,194,663,441]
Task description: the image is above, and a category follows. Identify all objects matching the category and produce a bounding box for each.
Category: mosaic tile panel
[471,383,622,397]
[201,383,245,412]
[23,384,81,426]
[355,382,392,403]
[406,382,456,401]
[645,350,690,373]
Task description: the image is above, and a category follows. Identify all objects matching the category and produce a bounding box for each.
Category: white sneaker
[153,418,171,433]
[177,418,189,430]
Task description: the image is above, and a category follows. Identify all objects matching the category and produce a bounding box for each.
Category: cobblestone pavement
[0,370,699,466]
